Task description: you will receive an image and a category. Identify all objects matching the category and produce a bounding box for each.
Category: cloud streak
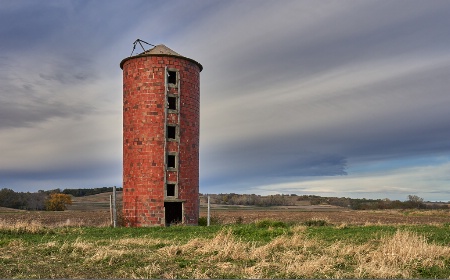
[254,160,450,201]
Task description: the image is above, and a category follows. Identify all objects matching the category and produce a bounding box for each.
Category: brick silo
[120,44,202,227]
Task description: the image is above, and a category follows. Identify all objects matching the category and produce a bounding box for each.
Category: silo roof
[143,44,182,56]
[120,44,203,71]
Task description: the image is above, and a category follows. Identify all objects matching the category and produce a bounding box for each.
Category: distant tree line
[61,187,122,197]
[2,187,446,211]
[204,193,449,210]
[207,193,295,207]
[308,194,447,210]
[0,188,47,210]
[0,187,121,211]
[346,195,447,210]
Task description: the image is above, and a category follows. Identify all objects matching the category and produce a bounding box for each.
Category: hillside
[68,191,123,211]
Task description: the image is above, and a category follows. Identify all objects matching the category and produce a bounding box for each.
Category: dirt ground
[1,206,449,227]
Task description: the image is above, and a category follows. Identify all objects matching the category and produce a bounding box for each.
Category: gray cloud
[194,1,450,195]
[1,1,450,200]
[0,55,97,129]
[38,57,96,84]
[0,160,121,192]
[198,1,450,99]
[0,2,68,51]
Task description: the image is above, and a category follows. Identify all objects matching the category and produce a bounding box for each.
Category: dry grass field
[1,218,450,278]
[1,192,450,278]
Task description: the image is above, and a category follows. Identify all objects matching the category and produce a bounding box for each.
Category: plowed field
[1,207,449,227]
[201,207,450,225]
[1,192,449,226]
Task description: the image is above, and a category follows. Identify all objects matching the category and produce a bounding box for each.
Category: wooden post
[110,195,113,227]
[112,186,117,228]
[207,195,210,226]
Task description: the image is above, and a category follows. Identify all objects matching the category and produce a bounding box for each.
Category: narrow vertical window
[166,183,176,197]
[167,125,177,140]
[167,154,177,169]
[167,70,177,85]
[167,95,177,111]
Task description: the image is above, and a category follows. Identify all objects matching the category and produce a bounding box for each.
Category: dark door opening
[164,202,182,226]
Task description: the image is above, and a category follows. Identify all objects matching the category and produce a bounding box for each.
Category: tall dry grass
[354,230,450,278]
[131,228,450,278]
[0,219,47,233]
[0,217,110,232]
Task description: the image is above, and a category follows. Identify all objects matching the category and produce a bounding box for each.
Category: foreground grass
[1,220,449,278]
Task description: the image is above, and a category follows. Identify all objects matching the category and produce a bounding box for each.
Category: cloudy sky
[1,1,450,201]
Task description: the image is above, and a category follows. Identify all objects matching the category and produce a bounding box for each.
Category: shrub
[235,216,244,224]
[254,219,287,228]
[302,219,328,227]
[45,193,72,211]
[198,217,207,226]
[198,216,222,226]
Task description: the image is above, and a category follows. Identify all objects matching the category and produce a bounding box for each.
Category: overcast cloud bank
[1,1,449,201]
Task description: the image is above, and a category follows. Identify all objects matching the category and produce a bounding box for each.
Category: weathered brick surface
[122,54,201,227]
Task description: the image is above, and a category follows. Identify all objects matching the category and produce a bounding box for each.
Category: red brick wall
[122,55,200,226]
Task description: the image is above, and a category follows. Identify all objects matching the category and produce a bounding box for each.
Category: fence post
[110,195,113,227]
[207,195,210,226]
[112,186,117,228]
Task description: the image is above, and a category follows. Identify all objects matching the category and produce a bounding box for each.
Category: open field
[3,208,450,228]
[1,192,449,227]
[1,207,449,228]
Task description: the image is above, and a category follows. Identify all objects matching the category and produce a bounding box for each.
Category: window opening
[167,70,177,85]
[168,96,177,111]
[167,154,176,169]
[166,183,176,197]
[167,125,177,140]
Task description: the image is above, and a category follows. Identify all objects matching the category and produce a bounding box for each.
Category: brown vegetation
[45,193,73,211]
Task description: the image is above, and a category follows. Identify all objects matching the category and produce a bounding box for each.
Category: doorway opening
[164,202,182,226]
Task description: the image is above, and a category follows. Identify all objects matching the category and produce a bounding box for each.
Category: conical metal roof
[120,44,202,71]
[142,44,182,56]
